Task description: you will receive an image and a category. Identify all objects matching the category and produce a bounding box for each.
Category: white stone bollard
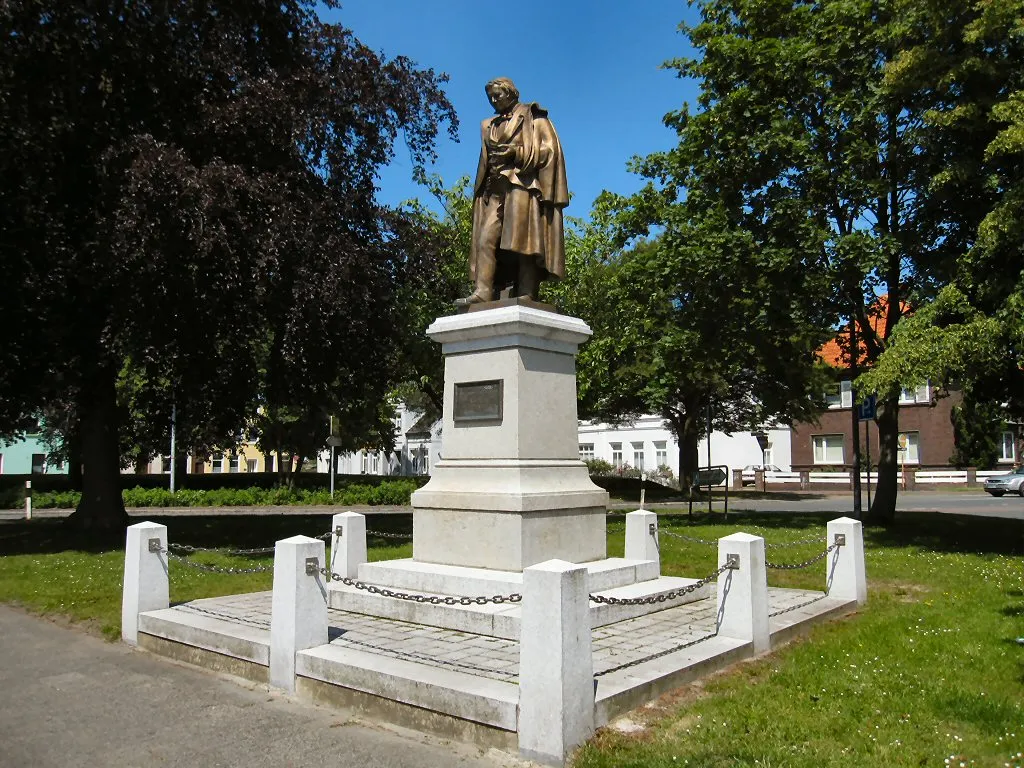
[269,535,328,692]
[330,511,367,579]
[716,533,770,653]
[826,517,867,605]
[519,559,594,766]
[122,521,169,646]
[624,510,660,574]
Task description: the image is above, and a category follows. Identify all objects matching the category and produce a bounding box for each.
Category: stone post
[754,468,765,492]
[966,467,977,487]
[519,559,594,766]
[716,533,770,653]
[826,517,867,605]
[330,511,367,579]
[904,469,917,490]
[799,470,810,490]
[731,468,743,490]
[624,510,659,574]
[122,521,169,646]
[269,535,328,692]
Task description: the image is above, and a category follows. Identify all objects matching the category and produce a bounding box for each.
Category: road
[3,491,1023,523]
[0,606,520,768]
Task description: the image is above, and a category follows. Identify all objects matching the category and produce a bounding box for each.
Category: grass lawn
[0,510,1021,767]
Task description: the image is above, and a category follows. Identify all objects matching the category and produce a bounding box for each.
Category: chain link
[764,533,828,549]
[321,568,521,605]
[595,630,719,677]
[164,549,275,574]
[658,528,718,546]
[765,542,839,570]
[168,542,277,556]
[589,562,730,606]
[365,530,414,541]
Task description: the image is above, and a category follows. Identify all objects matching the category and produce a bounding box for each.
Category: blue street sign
[858,394,877,421]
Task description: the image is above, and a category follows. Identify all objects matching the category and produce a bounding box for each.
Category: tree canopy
[0,1,456,531]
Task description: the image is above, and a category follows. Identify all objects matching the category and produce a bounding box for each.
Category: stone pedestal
[411,305,608,572]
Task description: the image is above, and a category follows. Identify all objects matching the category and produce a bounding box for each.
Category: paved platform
[137,584,857,743]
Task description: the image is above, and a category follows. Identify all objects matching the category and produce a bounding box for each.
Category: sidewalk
[0,606,519,768]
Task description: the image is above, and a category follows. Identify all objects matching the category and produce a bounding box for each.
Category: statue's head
[485,77,519,112]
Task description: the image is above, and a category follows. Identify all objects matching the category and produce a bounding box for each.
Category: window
[812,435,844,464]
[898,432,920,464]
[654,441,667,468]
[1000,431,1015,463]
[161,455,171,473]
[610,442,623,469]
[579,443,595,461]
[632,442,645,471]
[31,454,46,474]
[899,382,931,404]
[763,443,774,466]
[361,450,380,474]
[228,455,241,473]
[246,459,258,473]
[825,380,853,409]
[267,454,276,473]
[210,455,223,473]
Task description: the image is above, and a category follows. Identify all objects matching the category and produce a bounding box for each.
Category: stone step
[296,643,519,732]
[356,557,659,597]
[327,574,713,640]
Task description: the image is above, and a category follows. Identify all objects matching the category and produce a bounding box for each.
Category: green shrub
[585,458,614,475]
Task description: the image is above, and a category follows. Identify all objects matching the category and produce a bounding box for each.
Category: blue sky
[323,1,702,218]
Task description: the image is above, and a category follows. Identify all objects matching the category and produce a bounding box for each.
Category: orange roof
[818,294,910,368]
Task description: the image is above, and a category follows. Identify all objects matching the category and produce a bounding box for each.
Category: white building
[321,404,791,483]
[578,416,792,483]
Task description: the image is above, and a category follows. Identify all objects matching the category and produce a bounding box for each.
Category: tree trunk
[65,365,128,536]
[66,429,83,491]
[866,394,899,525]
[673,411,701,493]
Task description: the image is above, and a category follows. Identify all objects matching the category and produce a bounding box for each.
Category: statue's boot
[516,255,541,301]
[457,253,497,306]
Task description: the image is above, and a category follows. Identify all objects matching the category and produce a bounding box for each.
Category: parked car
[741,464,782,486]
[983,466,1024,497]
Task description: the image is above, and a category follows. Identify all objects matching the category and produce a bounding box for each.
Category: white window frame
[210,456,223,474]
[610,442,623,469]
[228,455,241,473]
[899,382,931,404]
[246,458,258,473]
[654,441,668,468]
[763,443,774,466]
[631,442,645,471]
[825,380,853,409]
[579,443,595,461]
[812,434,845,464]
[897,432,920,464]
[999,431,1016,463]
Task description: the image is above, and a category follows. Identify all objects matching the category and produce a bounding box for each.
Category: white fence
[739,468,1008,488]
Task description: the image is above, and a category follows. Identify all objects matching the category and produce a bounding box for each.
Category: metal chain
[765,542,839,570]
[659,529,718,546]
[168,542,276,556]
[595,630,719,677]
[321,568,521,605]
[769,590,830,617]
[365,530,413,540]
[764,533,828,549]
[589,562,730,606]
[164,549,275,574]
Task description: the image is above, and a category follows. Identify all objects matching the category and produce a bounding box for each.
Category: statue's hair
[485,77,519,102]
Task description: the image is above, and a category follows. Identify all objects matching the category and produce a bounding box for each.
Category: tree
[0,1,456,533]
[857,0,1024,438]
[624,0,1024,522]
[547,204,830,491]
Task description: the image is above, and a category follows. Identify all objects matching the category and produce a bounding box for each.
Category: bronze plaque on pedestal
[453,380,503,424]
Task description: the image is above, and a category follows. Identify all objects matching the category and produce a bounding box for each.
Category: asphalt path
[0,606,521,768]
[4,491,1023,523]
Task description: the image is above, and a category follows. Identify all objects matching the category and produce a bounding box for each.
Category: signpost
[858,395,876,510]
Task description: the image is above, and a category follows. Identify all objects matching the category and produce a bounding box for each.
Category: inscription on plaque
[453,380,503,424]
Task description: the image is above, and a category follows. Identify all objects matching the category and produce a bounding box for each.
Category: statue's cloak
[470,101,568,286]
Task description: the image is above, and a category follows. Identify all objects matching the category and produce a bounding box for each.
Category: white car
[983,467,1024,497]
[741,464,782,486]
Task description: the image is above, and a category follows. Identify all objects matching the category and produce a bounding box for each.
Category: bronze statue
[458,77,568,305]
